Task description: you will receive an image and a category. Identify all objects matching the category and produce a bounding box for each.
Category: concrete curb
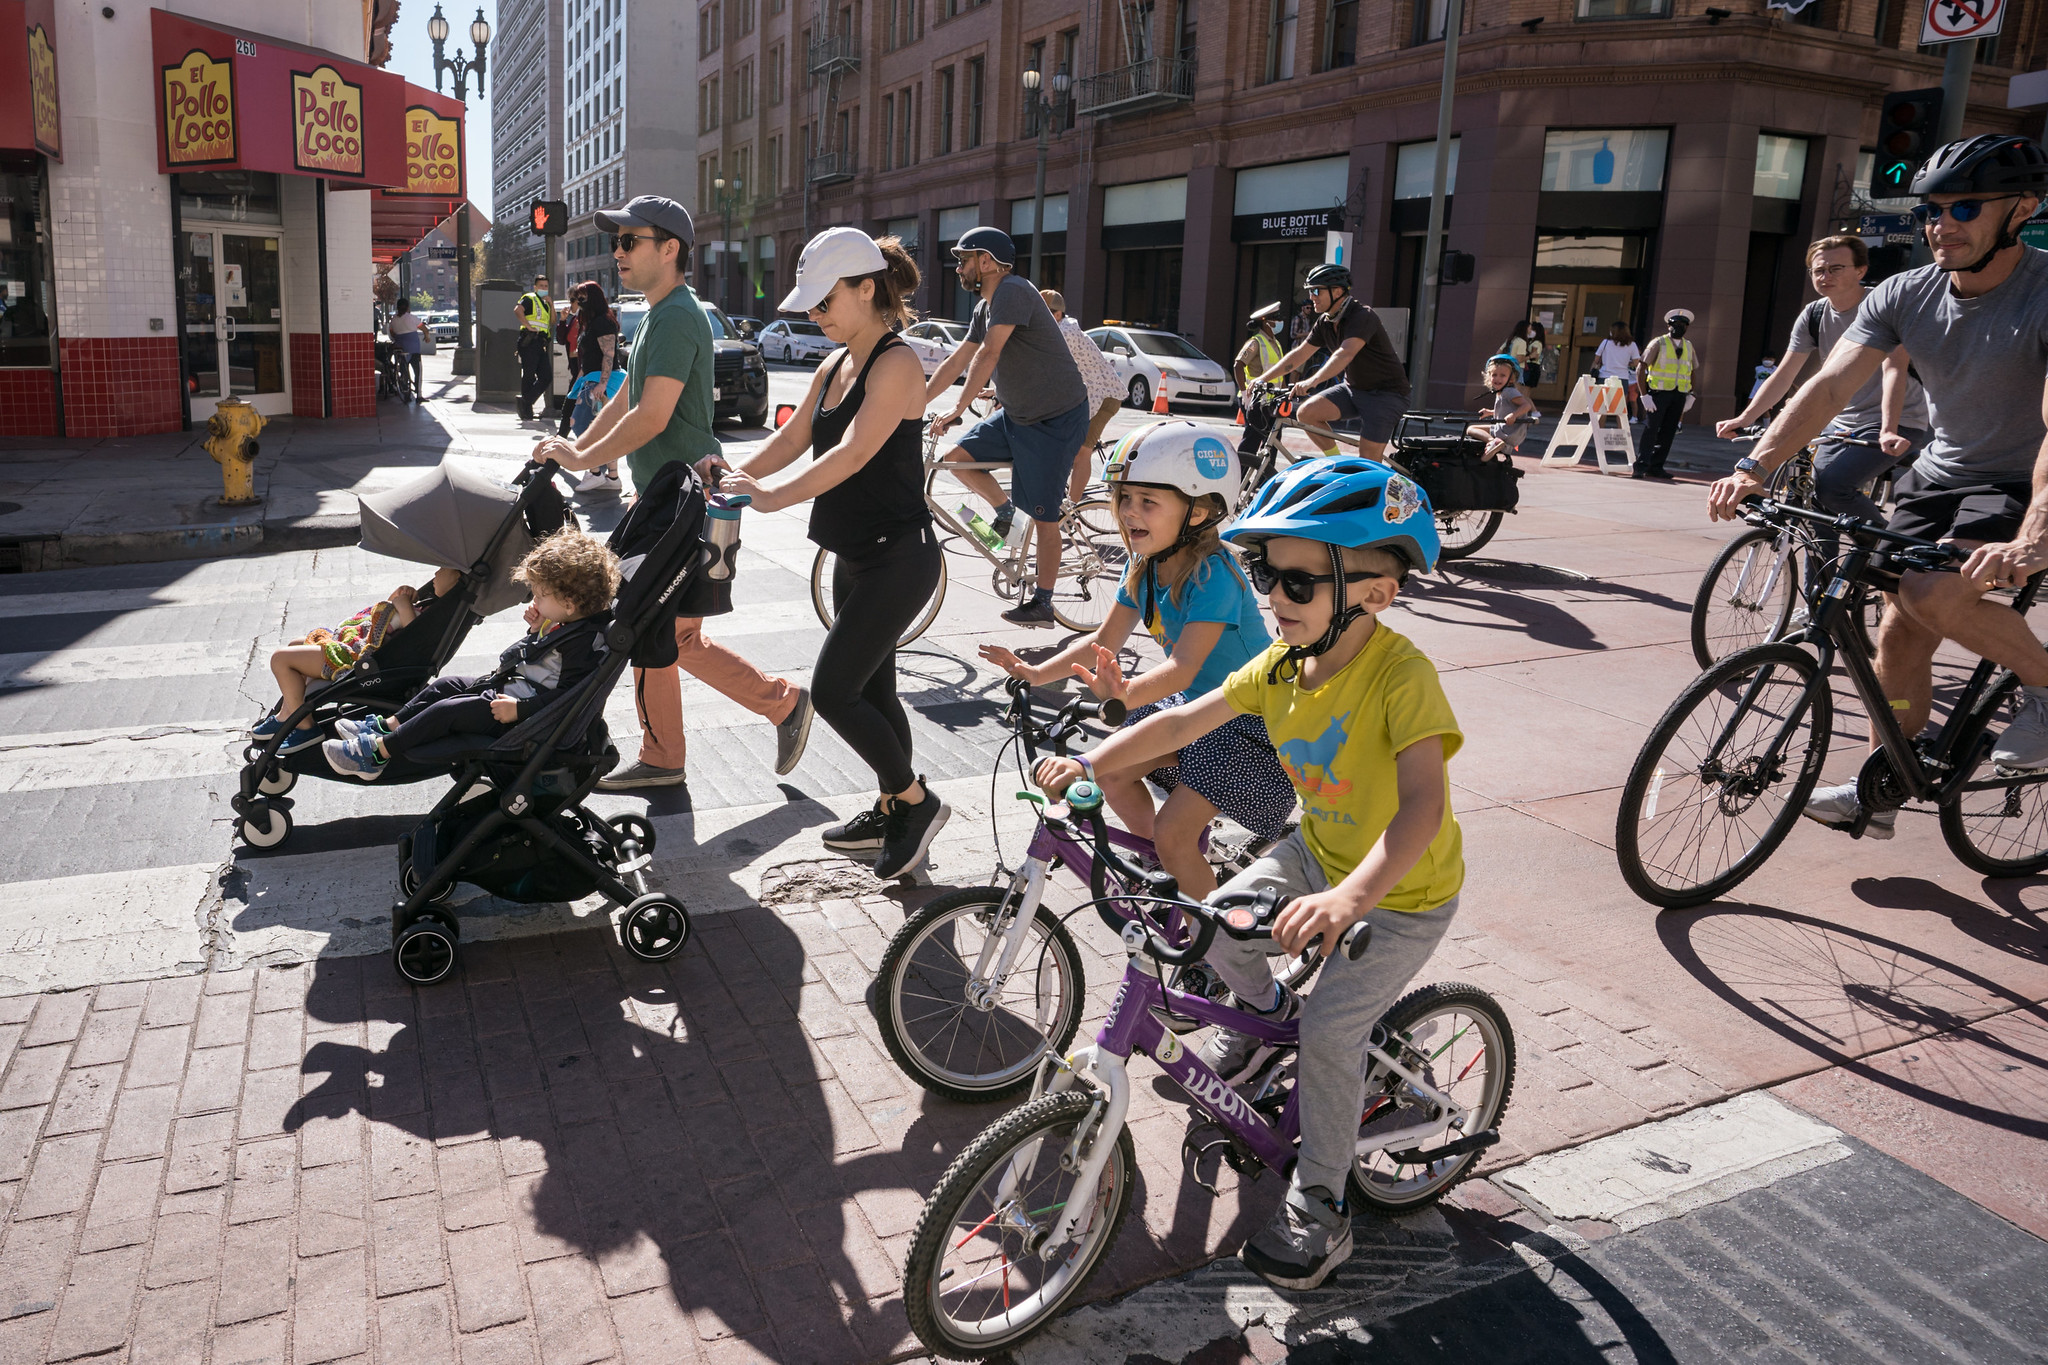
[13,515,361,571]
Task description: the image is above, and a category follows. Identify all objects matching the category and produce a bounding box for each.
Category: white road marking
[0,641,246,688]
[0,862,217,995]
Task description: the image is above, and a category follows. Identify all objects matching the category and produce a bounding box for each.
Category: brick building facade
[688,0,2045,422]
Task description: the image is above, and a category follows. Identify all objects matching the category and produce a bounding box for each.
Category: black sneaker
[821,802,890,852]
[1001,595,1058,628]
[990,506,1016,543]
[873,785,951,880]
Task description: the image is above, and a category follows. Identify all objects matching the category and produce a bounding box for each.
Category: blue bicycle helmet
[1223,456,1441,573]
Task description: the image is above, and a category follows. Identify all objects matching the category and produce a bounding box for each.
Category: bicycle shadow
[1850,874,2048,966]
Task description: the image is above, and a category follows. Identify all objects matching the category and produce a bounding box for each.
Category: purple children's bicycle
[900,779,1517,1359]
[874,678,1323,1103]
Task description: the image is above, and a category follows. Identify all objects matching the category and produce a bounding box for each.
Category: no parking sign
[1921,0,2004,45]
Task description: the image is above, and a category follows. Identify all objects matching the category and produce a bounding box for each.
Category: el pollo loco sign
[402,106,461,196]
[292,65,364,176]
[163,48,236,165]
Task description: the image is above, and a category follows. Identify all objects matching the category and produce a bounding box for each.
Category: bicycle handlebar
[1740,495,1962,570]
[1004,677,1126,763]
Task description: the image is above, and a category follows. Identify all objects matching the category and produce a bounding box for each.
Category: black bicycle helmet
[1910,134,2048,197]
[1304,263,1352,291]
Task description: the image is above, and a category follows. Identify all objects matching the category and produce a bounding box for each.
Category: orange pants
[631,617,796,770]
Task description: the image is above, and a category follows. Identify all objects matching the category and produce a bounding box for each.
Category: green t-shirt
[624,284,719,493]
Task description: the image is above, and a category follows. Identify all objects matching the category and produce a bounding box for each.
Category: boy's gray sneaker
[1198,985,1299,1084]
[775,688,814,776]
[1801,781,1894,839]
[1993,689,2048,769]
[1241,1185,1353,1291]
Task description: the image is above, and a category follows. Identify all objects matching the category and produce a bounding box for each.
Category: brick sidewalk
[0,860,1738,1365]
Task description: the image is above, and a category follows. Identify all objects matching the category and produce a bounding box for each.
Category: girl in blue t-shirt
[980,422,1296,896]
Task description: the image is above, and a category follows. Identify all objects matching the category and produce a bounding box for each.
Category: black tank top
[807,333,931,557]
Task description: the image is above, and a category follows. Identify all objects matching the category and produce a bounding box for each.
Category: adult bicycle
[901,779,1513,1359]
[874,678,1314,1102]
[807,419,1127,645]
[1690,433,1894,668]
[1617,497,2048,909]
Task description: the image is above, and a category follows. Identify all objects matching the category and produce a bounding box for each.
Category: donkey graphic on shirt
[1277,710,1353,800]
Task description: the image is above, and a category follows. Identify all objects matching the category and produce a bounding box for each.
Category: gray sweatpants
[1204,828,1459,1198]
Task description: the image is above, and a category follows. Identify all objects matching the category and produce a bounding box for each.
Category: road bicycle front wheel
[904,1089,1136,1360]
[1691,528,1800,669]
[875,888,1088,1103]
[1939,674,2048,875]
[809,545,948,647]
[1351,982,1516,1213]
[1615,643,1831,908]
[1049,498,1127,633]
[1435,509,1503,561]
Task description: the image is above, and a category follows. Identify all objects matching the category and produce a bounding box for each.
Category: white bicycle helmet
[1102,420,1242,508]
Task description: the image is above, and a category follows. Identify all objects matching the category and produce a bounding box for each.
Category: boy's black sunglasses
[1244,555,1385,604]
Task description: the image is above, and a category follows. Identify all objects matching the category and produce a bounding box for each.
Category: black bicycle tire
[903,1089,1136,1360]
[1349,981,1517,1213]
[875,887,1088,1103]
[1691,528,1799,670]
[1436,510,1504,562]
[1615,643,1831,909]
[1937,673,2048,876]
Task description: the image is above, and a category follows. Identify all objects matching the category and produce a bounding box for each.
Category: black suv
[616,298,771,428]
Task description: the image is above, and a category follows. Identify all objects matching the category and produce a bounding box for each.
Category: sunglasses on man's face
[1910,195,2022,225]
[610,232,655,254]
[1244,555,1385,605]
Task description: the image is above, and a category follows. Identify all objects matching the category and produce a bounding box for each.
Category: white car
[425,311,458,343]
[1087,326,1236,411]
[757,318,837,364]
[897,319,970,379]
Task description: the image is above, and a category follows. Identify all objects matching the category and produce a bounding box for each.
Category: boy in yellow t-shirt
[1036,457,1461,1292]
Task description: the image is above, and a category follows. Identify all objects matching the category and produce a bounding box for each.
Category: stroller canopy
[359,461,535,617]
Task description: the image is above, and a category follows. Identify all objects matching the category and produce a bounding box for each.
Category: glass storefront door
[1525,284,1635,404]
[178,228,290,419]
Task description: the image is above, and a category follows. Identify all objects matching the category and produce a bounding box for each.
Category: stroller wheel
[239,804,292,849]
[393,920,458,985]
[621,893,691,962]
[608,813,657,855]
[243,743,265,766]
[399,863,456,906]
[257,764,297,797]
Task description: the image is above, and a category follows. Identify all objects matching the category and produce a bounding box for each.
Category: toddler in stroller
[255,568,463,755]
[323,530,618,779]
[234,459,572,850]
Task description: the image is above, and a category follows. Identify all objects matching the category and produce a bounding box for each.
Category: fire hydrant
[205,397,266,506]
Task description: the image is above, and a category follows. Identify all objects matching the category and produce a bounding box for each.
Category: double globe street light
[1020,66,1072,286]
[427,4,491,374]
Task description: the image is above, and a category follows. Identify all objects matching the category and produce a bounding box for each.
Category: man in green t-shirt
[538,195,813,792]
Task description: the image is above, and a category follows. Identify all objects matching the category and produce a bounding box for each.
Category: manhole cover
[1446,559,1591,587]
[0,502,21,517]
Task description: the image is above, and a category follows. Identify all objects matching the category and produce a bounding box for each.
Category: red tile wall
[57,338,184,438]
[288,333,377,420]
[0,369,60,437]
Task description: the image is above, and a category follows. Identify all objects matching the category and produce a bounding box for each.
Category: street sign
[2022,221,2048,251]
[1921,0,2003,46]
[1860,212,1917,246]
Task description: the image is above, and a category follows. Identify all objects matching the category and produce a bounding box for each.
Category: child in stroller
[254,567,463,754]
[323,530,618,779]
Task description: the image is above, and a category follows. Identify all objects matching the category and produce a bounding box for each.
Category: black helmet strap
[1270,542,1368,684]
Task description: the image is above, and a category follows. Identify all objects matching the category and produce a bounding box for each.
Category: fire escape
[1075,0,1195,120]
[805,4,858,186]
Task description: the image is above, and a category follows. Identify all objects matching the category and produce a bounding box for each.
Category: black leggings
[814,527,942,794]
[382,675,505,760]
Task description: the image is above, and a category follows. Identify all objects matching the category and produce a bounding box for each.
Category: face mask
[1668,321,1688,338]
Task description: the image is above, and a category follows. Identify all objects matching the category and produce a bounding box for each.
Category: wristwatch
[1733,456,1763,476]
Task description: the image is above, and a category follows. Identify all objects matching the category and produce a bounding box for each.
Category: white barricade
[1541,376,1636,475]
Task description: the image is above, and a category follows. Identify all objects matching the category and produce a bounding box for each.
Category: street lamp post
[1020,66,1072,287]
[428,4,490,375]
[711,176,744,315]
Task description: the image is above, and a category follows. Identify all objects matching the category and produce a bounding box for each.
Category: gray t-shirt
[1842,250,2048,484]
[965,273,1087,424]
[1787,295,1929,435]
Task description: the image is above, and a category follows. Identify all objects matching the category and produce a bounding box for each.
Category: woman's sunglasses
[1910,196,2021,225]
[1244,555,1385,604]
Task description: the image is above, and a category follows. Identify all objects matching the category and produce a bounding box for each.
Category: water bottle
[704,493,750,581]
[958,503,1007,553]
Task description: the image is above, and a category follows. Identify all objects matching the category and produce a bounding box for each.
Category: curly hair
[514,528,620,619]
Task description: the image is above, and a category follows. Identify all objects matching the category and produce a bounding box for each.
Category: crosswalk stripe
[0,640,248,688]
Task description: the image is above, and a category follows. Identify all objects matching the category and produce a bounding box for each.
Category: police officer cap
[1665,308,1695,324]
[1249,301,1285,323]
[596,195,697,251]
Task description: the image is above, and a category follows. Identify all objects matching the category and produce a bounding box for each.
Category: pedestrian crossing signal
[1876,88,1944,197]
[528,200,569,236]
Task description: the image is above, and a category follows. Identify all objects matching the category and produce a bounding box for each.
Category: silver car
[757,318,838,364]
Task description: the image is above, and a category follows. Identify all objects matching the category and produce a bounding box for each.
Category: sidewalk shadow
[1850,874,2048,966]
[1657,904,2048,1139]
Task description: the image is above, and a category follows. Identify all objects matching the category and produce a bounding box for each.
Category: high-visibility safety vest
[1251,329,1283,371]
[1646,336,1695,391]
[519,292,553,332]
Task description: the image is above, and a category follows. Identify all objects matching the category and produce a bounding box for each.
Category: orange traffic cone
[1151,384,1170,415]
[1234,405,1245,426]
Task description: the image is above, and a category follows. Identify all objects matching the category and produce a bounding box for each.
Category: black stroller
[233,460,572,851]
[387,460,736,985]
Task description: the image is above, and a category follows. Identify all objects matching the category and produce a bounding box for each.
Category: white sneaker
[1802,781,1894,839]
[1992,690,2048,769]
[576,468,622,493]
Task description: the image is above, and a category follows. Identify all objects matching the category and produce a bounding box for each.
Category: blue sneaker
[276,726,326,755]
[333,715,388,742]
[251,715,285,740]
[322,731,385,780]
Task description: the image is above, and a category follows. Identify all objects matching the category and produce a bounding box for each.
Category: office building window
[1575,0,1668,15]
[1268,0,1299,80]
[768,45,784,103]
[740,0,754,35]
[1023,40,1045,137]
[1412,0,1447,43]
[700,2,721,55]
[738,61,754,119]
[966,56,984,148]
[882,96,896,170]
[937,66,954,154]
[1325,0,1358,68]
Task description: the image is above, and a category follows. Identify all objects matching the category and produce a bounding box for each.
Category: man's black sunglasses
[1909,195,2023,225]
[1244,555,1385,604]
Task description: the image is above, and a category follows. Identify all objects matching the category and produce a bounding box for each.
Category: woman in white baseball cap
[721,229,954,879]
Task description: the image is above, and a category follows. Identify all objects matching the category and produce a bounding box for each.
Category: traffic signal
[528,199,569,236]
[1440,250,1476,285]
[1875,88,1944,197]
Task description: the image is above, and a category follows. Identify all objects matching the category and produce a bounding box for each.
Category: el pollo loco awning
[372,88,473,263]
[150,7,404,187]
[0,0,62,159]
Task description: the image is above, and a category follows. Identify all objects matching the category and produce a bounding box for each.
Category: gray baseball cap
[596,195,696,250]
